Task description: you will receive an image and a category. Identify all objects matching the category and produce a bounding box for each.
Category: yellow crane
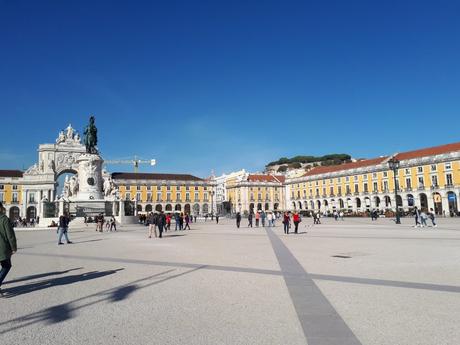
[104,156,156,173]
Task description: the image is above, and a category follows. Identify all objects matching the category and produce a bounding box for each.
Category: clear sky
[1,0,459,177]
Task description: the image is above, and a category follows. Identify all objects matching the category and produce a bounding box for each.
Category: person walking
[148,212,157,238]
[0,202,17,296]
[283,212,290,234]
[293,212,300,234]
[157,211,166,238]
[429,208,437,227]
[248,212,253,228]
[261,211,266,227]
[255,212,260,227]
[236,212,241,228]
[339,211,344,221]
[413,207,421,228]
[184,213,191,230]
[216,215,219,224]
[420,210,428,227]
[57,212,72,245]
[316,212,321,224]
[179,213,184,230]
[267,212,273,227]
[110,216,117,231]
[174,213,180,231]
[166,214,171,231]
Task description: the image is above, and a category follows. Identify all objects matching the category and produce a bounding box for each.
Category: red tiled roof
[303,157,388,177]
[112,172,203,181]
[0,170,23,178]
[248,174,285,183]
[395,142,460,161]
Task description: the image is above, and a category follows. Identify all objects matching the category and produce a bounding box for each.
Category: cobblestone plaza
[1,218,459,345]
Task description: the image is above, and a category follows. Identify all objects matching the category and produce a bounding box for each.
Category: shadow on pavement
[4,267,83,285]
[4,268,124,298]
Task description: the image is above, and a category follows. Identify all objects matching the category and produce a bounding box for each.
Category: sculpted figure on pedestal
[83,116,98,154]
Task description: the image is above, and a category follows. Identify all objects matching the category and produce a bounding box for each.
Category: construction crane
[104,156,156,173]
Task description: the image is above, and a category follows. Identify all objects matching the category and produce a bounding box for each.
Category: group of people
[244,211,278,228]
[10,217,39,228]
[413,207,437,228]
[93,214,117,232]
[146,211,195,238]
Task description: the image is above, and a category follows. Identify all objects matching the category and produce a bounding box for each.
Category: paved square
[1,217,460,345]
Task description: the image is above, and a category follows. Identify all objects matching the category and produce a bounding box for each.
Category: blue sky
[1,0,459,177]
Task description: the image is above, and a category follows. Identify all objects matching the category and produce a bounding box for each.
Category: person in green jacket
[0,202,17,295]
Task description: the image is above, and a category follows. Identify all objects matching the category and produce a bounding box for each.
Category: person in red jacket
[293,212,301,234]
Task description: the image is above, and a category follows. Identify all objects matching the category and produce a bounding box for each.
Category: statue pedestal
[75,154,104,201]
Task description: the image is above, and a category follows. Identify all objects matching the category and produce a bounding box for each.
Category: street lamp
[388,157,401,224]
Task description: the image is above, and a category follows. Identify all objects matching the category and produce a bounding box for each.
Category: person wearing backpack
[0,202,17,296]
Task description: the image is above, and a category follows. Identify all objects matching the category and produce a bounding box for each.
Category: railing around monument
[124,200,135,216]
[43,201,59,218]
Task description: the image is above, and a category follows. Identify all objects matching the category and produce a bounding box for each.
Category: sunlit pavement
[1,216,460,345]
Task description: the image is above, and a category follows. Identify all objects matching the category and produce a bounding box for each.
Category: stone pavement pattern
[1,217,460,345]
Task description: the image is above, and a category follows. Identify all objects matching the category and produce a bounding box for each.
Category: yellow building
[0,170,26,220]
[112,172,214,215]
[286,142,460,215]
[226,173,285,214]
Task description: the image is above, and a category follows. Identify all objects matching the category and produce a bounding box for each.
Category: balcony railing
[372,190,378,194]
[445,183,454,188]
[430,185,439,190]
[417,185,425,191]
[405,187,412,192]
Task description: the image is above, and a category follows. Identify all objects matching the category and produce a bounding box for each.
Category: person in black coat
[157,211,166,238]
[236,212,241,228]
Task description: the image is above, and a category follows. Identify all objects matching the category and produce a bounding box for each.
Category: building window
[405,168,410,175]
[363,183,368,192]
[354,175,358,181]
[338,186,342,195]
[417,166,423,173]
[147,193,152,201]
[315,181,319,186]
[137,185,141,191]
[445,162,452,170]
[157,192,162,201]
[446,173,453,186]
[309,189,312,195]
[431,165,437,172]
[406,178,411,189]
[176,192,181,201]
[354,184,359,193]
[186,186,190,191]
[431,175,438,187]
[195,192,199,200]
[167,186,171,191]
[322,188,326,195]
[204,193,208,201]
[29,193,35,203]
[382,181,387,191]
[330,187,334,195]
[338,177,342,183]
[125,193,131,201]
[0,185,3,190]
[373,182,378,192]
[363,175,368,180]
[258,193,262,200]
[0,192,3,202]
[372,173,377,178]
[12,185,18,190]
[166,192,171,201]
[315,188,319,196]
[346,185,351,194]
[383,171,388,177]
[418,177,424,188]
[136,193,141,201]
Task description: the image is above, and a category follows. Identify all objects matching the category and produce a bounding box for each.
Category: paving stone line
[265,227,362,345]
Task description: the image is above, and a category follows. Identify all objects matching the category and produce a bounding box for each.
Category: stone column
[134,199,138,216]
[112,201,117,216]
[119,199,125,217]
[441,195,450,216]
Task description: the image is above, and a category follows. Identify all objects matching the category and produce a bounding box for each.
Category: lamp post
[388,157,401,224]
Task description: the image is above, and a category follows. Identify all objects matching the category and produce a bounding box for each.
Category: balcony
[336,193,342,197]
[417,185,425,191]
[329,193,335,197]
[405,187,412,192]
[363,191,369,195]
[372,190,378,194]
[185,198,191,202]
[430,185,439,190]
[315,194,320,198]
[346,192,352,196]
[445,183,454,188]
[353,192,360,196]
[321,194,327,198]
